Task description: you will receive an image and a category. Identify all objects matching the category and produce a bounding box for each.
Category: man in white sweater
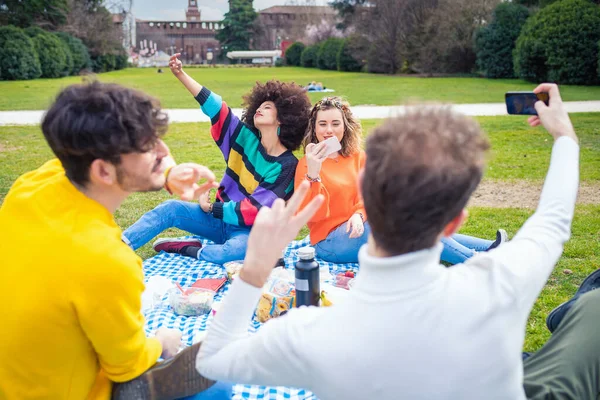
[195,83,597,399]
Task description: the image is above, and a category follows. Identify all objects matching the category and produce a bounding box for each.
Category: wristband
[305,173,321,183]
[164,165,174,195]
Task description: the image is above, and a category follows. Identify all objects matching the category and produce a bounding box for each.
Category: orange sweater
[294,151,367,245]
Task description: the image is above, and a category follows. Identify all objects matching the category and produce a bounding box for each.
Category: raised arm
[465,83,579,308]
[169,53,203,97]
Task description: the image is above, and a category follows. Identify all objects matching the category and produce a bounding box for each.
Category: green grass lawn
[3,66,600,111]
[1,114,599,351]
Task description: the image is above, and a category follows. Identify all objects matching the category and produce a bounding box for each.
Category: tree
[330,0,370,30]
[25,26,69,78]
[0,25,42,80]
[0,0,69,29]
[217,0,258,52]
[416,0,501,74]
[285,42,305,66]
[514,0,600,85]
[362,0,405,74]
[475,2,530,78]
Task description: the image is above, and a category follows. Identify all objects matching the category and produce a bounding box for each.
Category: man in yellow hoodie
[0,81,221,399]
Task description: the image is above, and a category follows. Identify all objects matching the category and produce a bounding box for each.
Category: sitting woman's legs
[315,222,371,264]
[122,200,225,250]
[440,234,495,265]
[198,226,250,265]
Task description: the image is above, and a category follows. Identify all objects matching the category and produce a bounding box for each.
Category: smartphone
[322,136,342,157]
[505,92,549,115]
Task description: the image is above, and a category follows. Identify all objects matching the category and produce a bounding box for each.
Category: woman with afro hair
[122,53,312,265]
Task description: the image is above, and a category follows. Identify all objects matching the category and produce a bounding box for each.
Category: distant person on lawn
[295,96,506,264]
[194,84,597,400]
[0,81,229,399]
[122,53,312,265]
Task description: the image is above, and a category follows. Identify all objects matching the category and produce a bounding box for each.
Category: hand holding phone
[505,91,549,115]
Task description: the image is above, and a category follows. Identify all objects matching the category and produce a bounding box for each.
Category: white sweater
[197,137,579,400]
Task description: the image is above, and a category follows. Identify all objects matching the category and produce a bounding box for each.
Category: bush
[115,52,128,70]
[25,27,68,78]
[91,53,116,73]
[475,3,529,78]
[285,42,305,66]
[55,31,90,74]
[55,36,73,77]
[301,44,320,68]
[0,25,42,80]
[274,57,284,67]
[337,37,365,72]
[317,38,344,70]
[513,0,600,85]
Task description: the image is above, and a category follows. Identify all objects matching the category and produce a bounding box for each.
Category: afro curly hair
[241,80,311,151]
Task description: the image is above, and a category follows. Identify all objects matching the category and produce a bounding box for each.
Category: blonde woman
[294,97,368,263]
[295,96,507,264]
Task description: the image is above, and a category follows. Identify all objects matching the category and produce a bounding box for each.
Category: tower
[186,0,201,21]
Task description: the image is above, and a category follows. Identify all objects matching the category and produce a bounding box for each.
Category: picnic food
[169,287,215,316]
[344,270,355,278]
[224,261,244,281]
[320,291,333,307]
[256,292,295,322]
[334,274,353,290]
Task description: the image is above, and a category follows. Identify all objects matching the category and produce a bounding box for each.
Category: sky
[131,0,329,21]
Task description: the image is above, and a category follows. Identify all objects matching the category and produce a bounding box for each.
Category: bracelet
[357,212,365,223]
[305,173,321,183]
[208,203,213,214]
[164,165,174,194]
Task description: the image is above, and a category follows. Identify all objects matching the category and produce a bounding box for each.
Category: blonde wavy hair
[302,96,362,157]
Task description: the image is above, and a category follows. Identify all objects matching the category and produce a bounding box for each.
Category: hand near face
[167,163,218,201]
[240,181,324,288]
[305,142,328,179]
[346,213,364,239]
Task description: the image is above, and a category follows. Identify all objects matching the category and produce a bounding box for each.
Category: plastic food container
[224,261,244,281]
[169,287,215,316]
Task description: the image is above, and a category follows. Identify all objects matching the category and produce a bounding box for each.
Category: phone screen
[505,92,549,115]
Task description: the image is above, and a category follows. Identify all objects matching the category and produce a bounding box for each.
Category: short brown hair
[241,80,311,151]
[362,107,490,256]
[42,81,168,186]
[303,96,362,157]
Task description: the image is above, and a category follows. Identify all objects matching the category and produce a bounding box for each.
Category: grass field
[2,66,600,111]
[1,113,599,352]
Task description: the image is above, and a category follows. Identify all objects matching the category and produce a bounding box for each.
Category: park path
[1,101,600,125]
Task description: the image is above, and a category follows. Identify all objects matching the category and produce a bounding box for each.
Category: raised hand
[527,83,577,143]
[240,181,325,287]
[169,53,183,76]
[167,163,218,201]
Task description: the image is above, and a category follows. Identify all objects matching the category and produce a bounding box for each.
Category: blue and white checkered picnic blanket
[143,236,359,400]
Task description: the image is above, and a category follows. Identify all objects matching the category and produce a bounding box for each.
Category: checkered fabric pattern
[143,236,359,400]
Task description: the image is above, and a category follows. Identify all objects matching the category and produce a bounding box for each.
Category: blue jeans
[123,200,250,265]
[440,234,494,265]
[315,222,371,263]
[180,381,233,399]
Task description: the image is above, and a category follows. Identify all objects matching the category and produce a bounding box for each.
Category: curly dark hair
[41,81,168,186]
[241,80,311,151]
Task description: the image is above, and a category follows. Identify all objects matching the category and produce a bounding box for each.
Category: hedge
[317,38,344,70]
[55,31,90,74]
[475,2,529,79]
[285,42,305,67]
[25,26,69,78]
[301,44,320,68]
[0,25,42,80]
[513,0,600,85]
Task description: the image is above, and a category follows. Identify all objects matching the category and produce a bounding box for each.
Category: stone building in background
[122,0,337,63]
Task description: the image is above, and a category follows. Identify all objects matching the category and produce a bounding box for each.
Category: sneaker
[546,268,600,333]
[153,238,202,254]
[112,341,215,400]
[487,229,508,251]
